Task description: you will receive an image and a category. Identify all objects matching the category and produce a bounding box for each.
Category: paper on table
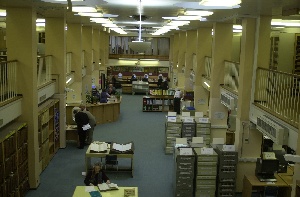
[85,186,96,192]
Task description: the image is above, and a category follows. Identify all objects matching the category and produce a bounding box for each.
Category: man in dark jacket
[74,108,90,149]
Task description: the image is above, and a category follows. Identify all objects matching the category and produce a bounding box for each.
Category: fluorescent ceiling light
[0,9,6,17]
[55,0,83,1]
[233,25,242,29]
[199,0,241,7]
[119,58,139,61]
[177,15,201,20]
[102,24,118,27]
[184,10,213,16]
[90,18,111,23]
[204,82,210,87]
[66,78,72,84]
[233,29,242,33]
[36,18,45,23]
[78,12,103,17]
[36,23,45,27]
[103,14,119,18]
[162,16,179,20]
[72,6,97,13]
[271,19,300,27]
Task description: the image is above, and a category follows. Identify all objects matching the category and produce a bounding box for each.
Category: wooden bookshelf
[0,122,29,197]
[142,95,174,112]
[38,99,60,174]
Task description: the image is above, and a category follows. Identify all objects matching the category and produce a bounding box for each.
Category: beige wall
[0,29,6,49]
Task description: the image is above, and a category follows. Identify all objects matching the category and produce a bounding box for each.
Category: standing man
[80,104,96,145]
[74,107,90,149]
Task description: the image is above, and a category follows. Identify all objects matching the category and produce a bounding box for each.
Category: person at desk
[100,89,111,103]
[106,83,116,95]
[84,164,110,186]
[79,105,96,145]
[157,75,163,88]
[74,108,90,149]
[142,74,148,82]
[130,74,137,83]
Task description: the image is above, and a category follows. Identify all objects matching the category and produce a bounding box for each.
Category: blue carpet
[26,94,174,197]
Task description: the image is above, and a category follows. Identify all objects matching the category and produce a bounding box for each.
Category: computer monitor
[255,158,279,182]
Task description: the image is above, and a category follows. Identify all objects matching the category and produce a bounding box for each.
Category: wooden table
[85,144,134,177]
[73,186,138,197]
[242,174,291,197]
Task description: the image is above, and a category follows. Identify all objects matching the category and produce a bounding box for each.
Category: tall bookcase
[0,122,29,197]
[38,99,60,174]
[143,95,174,112]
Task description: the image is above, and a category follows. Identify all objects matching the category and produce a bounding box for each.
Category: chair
[263,186,278,197]
[104,155,118,171]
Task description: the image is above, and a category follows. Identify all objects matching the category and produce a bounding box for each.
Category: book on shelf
[90,142,108,153]
[98,183,119,191]
[110,142,134,154]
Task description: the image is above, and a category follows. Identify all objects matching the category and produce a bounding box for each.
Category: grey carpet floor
[26,94,174,197]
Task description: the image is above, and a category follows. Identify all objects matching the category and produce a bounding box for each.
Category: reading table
[85,144,134,177]
[72,186,138,197]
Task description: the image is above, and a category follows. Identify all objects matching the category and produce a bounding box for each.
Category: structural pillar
[6,7,40,188]
[185,30,197,90]
[92,27,100,88]
[45,17,67,148]
[82,26,93,103]
[194,27,212,114]
[172,33,179,87]
[66,23,82,103]
[209,23,232,138]
[235,18,263,192]
[177,31,187,88]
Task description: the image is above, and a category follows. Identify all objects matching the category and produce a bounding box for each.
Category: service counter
[66,98,121,125]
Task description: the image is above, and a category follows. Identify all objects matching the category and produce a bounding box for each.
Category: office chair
[104,155,118,171]
[263,186,278,197]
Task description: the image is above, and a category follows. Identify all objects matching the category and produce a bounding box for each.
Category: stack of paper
[111,142,133,153]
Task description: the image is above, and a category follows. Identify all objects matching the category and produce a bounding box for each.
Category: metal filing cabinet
[215,147,238,197]
[174,148,195,197]
[195,120,211,145]
[165,121,182,154]
[181,122,196,143]
[194,148,218,197]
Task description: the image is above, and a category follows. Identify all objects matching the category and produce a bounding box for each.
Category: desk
[66,125,79,145]
[242,174,291,197]
[85,144,134,177]
[73,186,138,197]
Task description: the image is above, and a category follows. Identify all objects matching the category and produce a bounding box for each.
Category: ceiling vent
[220,92,235,110]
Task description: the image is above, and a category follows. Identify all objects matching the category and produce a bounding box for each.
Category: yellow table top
[72,186,138,197]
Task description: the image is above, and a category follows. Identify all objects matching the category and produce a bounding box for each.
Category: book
[110,142,134,154]
[97,183,119,191]
[90,142,108,153]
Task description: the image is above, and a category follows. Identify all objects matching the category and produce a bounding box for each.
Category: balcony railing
[0,60,18,104]
[66,52,72,75]
[37,55,52,88]
[224,60,239,92]
[254,67,300,127]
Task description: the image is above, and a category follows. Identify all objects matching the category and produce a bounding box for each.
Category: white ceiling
[0,0,299,36]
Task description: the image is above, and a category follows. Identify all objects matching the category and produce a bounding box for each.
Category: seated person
[100,89,110,103]
[84,164,110,186]
[106,84,116,95]
[130,74,137,83]
[142,74,148,82]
